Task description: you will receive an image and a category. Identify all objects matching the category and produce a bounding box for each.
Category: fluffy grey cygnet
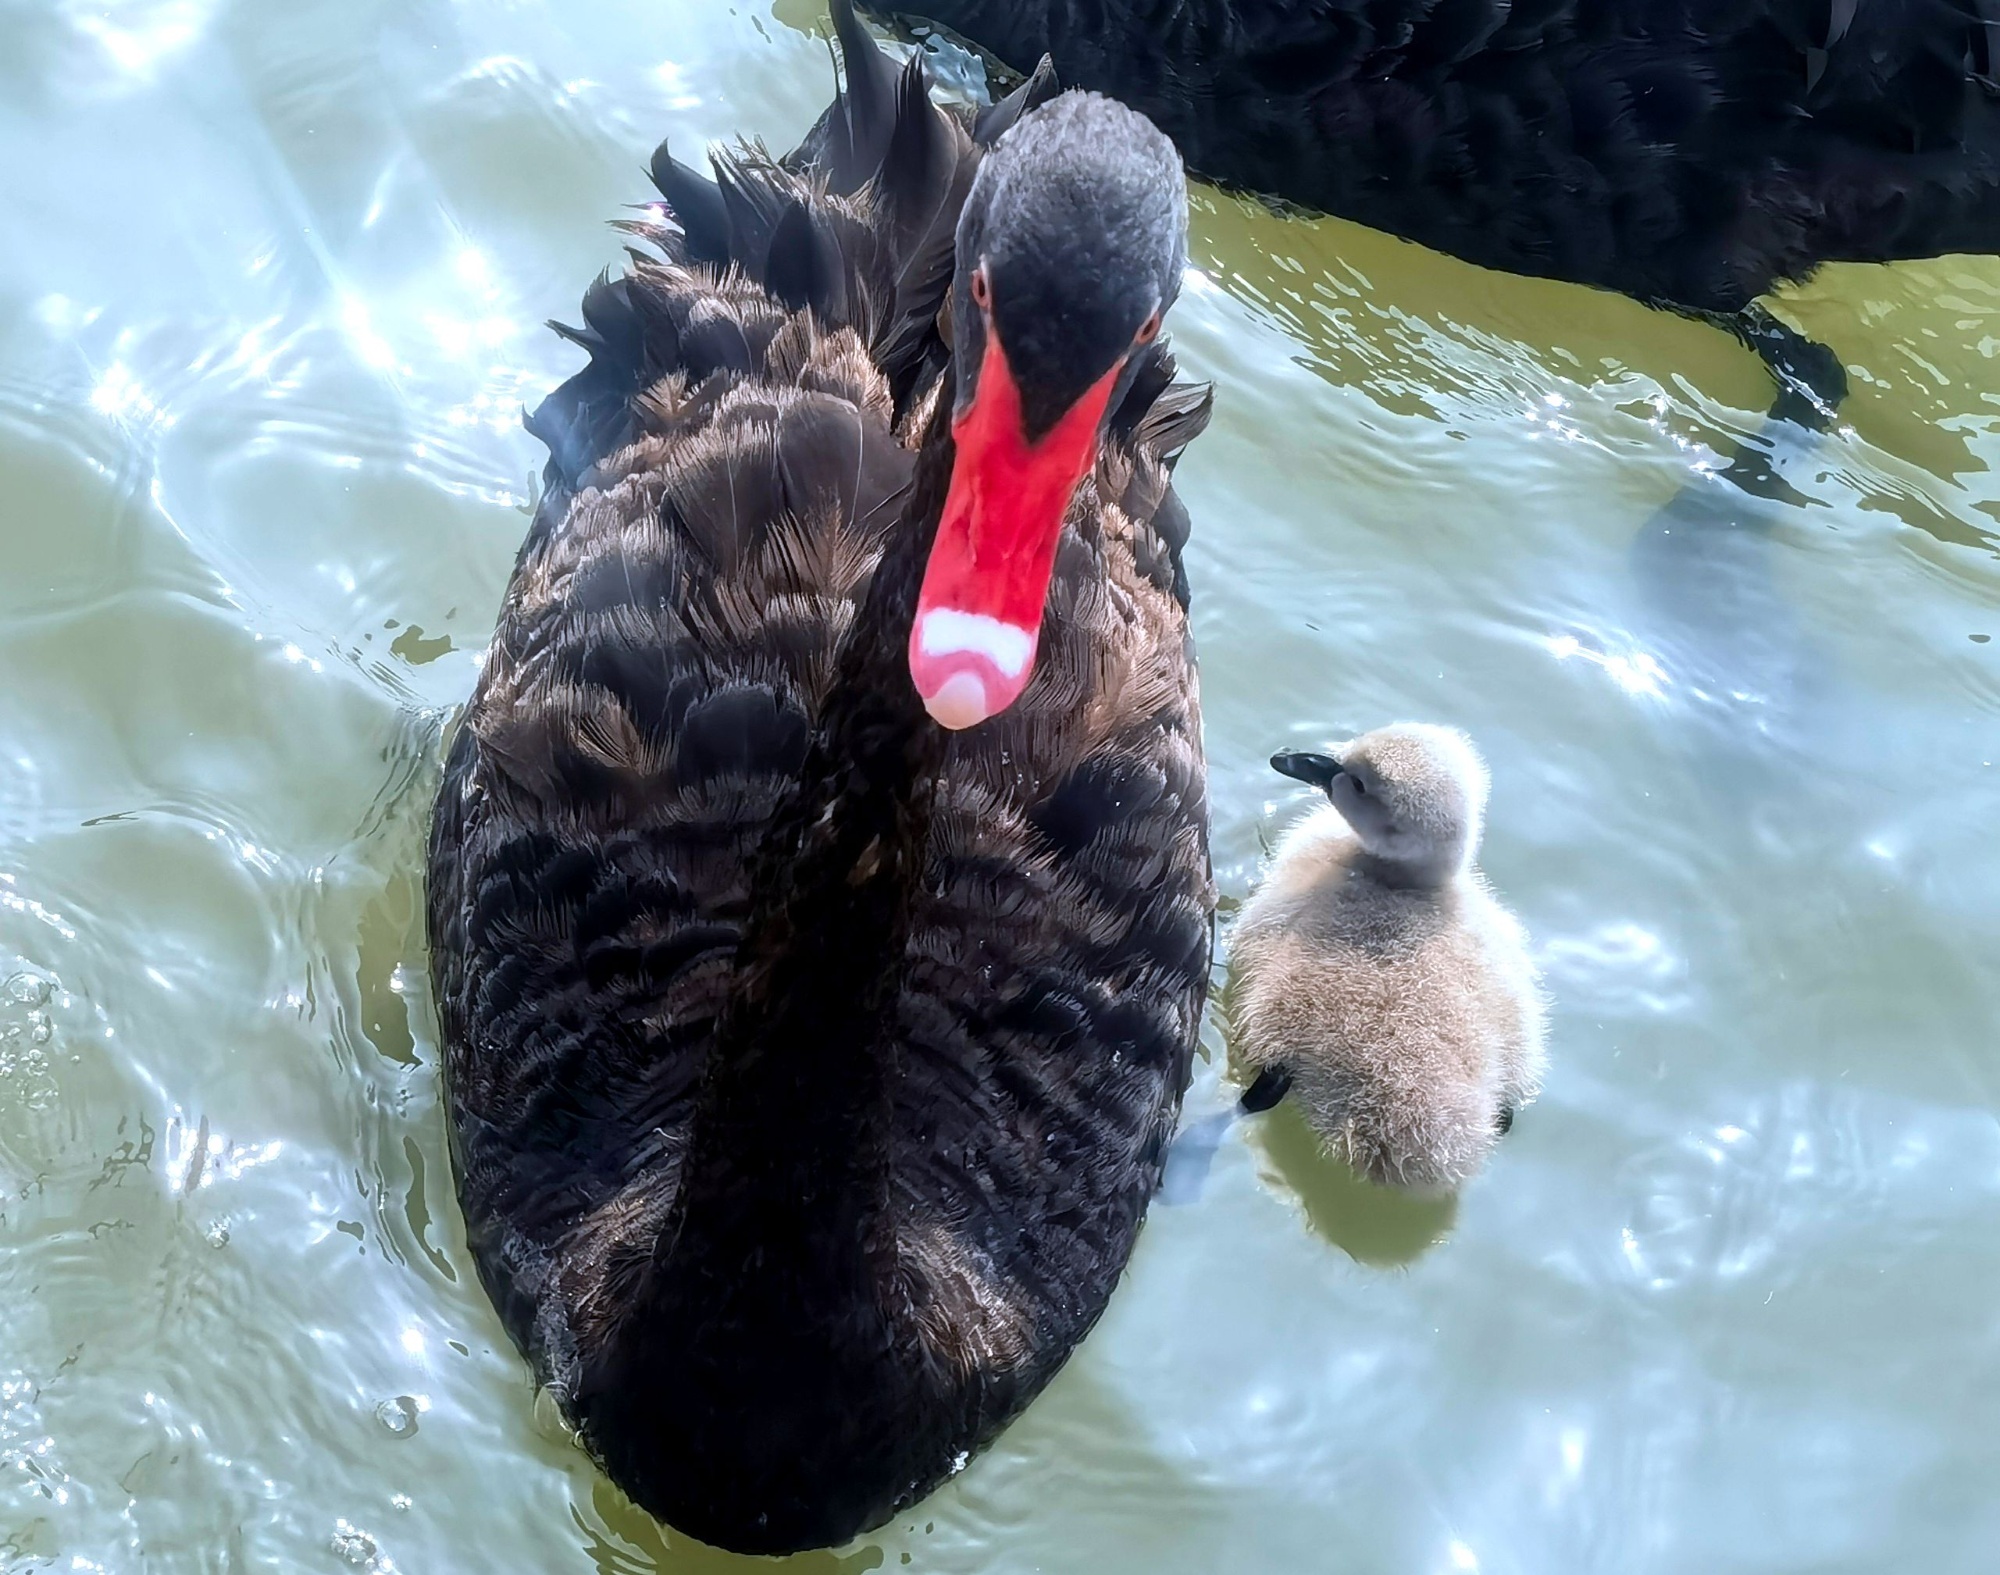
[1229,723,1548,1193]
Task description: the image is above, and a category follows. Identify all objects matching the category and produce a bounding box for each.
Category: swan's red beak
[909,336,1122,730]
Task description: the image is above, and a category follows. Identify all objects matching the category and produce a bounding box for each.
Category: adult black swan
[425,0,1213,1555]
[884,0,2000,420]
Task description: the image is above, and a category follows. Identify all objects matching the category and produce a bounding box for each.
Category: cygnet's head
[1270,723,1490,883]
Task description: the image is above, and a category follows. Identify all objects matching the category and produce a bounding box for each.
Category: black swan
[425,0,1213,1555]
[882,0,2000,419]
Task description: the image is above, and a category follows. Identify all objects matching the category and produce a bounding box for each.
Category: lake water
[2,2,1998,1571]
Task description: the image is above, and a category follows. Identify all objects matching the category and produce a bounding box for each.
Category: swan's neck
[658,414,955,1317]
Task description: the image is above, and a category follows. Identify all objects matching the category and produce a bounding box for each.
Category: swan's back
[426,26,1212,1541]
[907,0,2000,307]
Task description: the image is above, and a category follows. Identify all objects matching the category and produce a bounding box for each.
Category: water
[1,2,1996,1570]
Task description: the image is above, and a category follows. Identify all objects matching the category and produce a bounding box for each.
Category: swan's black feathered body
[894,0,2000,311]
[427,5,1211,1554]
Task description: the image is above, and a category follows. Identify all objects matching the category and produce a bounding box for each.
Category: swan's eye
[1134,308,1161,346]
[970,268,991,310]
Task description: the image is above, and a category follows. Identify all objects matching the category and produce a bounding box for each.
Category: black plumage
[890,0,2000,398]
[427,0,1212,1555]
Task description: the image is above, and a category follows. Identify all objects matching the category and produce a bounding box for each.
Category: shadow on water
[574,1481,887,1574]
[567,1349,1248,1572]
[1152,1103,1464,1271]
[1162,985,1458,1270]
[1161,960,1457,1266]
[1245,1099,1459,1268]
[1622,416,1832,777]
[1157,1107,1232,1206]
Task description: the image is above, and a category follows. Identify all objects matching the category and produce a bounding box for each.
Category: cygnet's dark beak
[1269,750,1345,791]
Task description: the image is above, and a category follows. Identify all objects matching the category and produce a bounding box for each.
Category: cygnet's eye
[1350,776,1368,796]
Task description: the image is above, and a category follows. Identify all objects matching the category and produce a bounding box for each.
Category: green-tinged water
[2,3,1997,1571]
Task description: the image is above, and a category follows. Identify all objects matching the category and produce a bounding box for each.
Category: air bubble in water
[205,1222,231,1248]
[373,1395,420,1438]
[329,1521,377,1565]
[4,972,51,1008]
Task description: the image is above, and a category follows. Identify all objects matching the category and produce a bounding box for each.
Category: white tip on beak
[922,670,994,730]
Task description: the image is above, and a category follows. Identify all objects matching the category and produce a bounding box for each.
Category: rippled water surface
[3,2,1998,1570]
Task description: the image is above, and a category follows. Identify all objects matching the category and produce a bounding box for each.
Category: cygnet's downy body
[1229,724,1547,1193]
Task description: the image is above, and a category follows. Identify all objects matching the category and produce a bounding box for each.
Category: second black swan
[886,0,2000,415]
[426,0,1212,1556]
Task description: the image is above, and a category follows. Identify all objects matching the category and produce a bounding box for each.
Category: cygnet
[1229,723,1547,1193]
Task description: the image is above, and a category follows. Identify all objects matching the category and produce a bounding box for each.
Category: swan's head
[910,90,1186,730]
[1271,723,1491,884]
